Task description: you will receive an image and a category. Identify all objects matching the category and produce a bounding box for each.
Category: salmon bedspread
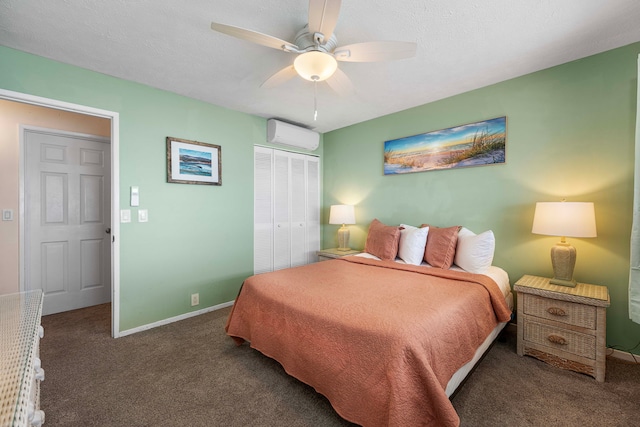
[225,256,512,427]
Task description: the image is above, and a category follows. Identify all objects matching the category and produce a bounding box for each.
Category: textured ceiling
[1,0,639,133]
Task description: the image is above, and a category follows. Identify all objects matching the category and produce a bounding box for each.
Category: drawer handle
[547,334,568,345]
[547,307,567,317]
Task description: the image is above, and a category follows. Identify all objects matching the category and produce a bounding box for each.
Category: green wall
[0,46,321,332]
[2,41,639,351]
[323,42,640,352]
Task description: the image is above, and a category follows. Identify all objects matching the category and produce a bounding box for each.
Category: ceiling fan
[210,0,417,98]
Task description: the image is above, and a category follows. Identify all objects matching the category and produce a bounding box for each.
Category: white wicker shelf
[0,290,45,427]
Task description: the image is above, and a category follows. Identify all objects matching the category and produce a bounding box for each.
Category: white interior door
[24,127,111,315]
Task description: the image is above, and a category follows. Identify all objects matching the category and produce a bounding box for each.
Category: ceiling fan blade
[334,41,417,62]
[261,65,298,89]
[326,68,354,96]
[211,22,298,51]
[308,0,342,42]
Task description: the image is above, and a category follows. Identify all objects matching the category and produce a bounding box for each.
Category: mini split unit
[267,119,319,151]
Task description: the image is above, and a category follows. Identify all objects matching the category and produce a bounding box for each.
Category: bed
[225,243,512,426]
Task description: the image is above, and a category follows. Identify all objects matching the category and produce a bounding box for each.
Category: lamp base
[549,278,577,288]
[337,225,351,251]
[550,242,577,287]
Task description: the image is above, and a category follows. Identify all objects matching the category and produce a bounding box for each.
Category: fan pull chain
[313,80,318,121]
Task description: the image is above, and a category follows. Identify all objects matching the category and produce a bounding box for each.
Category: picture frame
[384,116,506,175]
[166,137,221,185]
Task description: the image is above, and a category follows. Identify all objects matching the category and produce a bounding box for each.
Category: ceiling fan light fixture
[294,51,338,82]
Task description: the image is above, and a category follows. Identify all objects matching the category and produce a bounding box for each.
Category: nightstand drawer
[523,319,596,359]
[522,293,596,329]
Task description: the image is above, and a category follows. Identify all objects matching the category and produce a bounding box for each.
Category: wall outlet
[190,293,199,306]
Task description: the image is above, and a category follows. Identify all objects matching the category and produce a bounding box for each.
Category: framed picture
[384,116,506,175]
[166,137,221,185]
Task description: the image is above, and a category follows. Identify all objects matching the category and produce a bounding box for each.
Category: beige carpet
[40,304,640,426]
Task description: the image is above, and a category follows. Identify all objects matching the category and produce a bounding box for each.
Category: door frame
[1,88,121,338]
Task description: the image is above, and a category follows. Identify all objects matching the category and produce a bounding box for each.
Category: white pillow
[398,224,429,266]
[454,227,495,274]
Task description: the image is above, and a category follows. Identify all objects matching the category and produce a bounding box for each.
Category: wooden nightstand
[514,275,610,382]
[316,248,361,262]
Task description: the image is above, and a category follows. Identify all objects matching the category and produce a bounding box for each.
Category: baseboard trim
[116,300,235,338]
[608,348,640,363]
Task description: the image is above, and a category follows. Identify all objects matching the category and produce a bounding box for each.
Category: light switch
[138,209,148,223]
[2,209,13,221]
[120,209,131,223]
[130,186,139,207]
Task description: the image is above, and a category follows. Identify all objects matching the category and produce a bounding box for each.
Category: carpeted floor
[40,304,640,426]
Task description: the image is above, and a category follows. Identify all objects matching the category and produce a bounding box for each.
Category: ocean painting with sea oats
[179,148,212,177]
[384,117,506,175]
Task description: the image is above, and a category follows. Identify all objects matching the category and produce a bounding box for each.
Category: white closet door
[290,155,307,267]
[273,151,291,271]
[254,146,320,274]
[253,147,273,274]
[306,157,320,263]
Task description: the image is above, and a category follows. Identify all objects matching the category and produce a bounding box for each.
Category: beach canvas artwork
[384,117,506,175]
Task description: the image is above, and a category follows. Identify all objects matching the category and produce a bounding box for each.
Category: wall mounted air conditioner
[267,119,319,151]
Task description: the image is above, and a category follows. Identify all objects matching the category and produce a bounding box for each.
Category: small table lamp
[329,205,356,251]
[532,201,597,287]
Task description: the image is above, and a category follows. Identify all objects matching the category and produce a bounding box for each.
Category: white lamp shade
[532,202,597,238]
[329,205,355,225]
[294,51,338,82]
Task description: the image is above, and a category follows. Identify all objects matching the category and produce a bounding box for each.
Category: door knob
[105,228,111,234]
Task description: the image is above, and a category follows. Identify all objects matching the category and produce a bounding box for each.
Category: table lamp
[329,205,356,251]
[531,201,597,287]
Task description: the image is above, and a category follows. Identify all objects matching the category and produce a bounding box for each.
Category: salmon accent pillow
[365,219,401,261]
[421,224,461,269]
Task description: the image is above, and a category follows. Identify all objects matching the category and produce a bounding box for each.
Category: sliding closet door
[253,146,320,274]
[306,157,320,264]
[290,155,307,267]
[254,147,274,274]
[273,151,291,271]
